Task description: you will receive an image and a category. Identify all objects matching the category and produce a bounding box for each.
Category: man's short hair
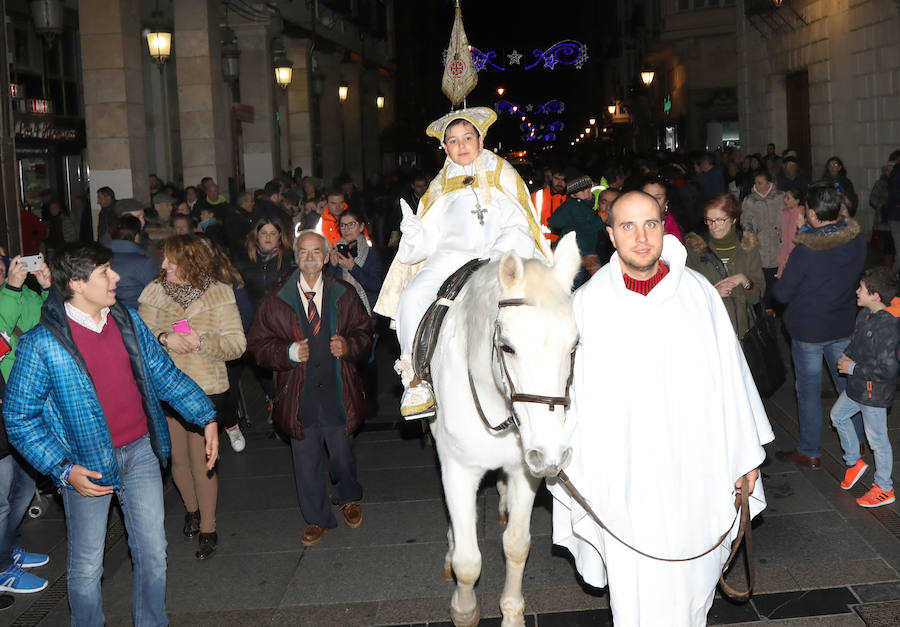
[697,152,715,167]
[807,184,842,222]
[294,229,331,258]
[325,189,344,201]
[264,179,281,197]
[200,176,213,186]
[890,149,900,163]
[97,186,115,201]
[861,266,898,305]
[607,190,664,227]
[51,242,113,301]
[236,191,252,206]
[110,214,142,241]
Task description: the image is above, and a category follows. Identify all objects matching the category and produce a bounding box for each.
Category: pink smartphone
[172,319,191,333]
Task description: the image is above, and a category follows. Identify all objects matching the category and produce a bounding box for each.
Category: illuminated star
[525,104,533,112]
[507,49,522,65]
[543,55,557,70]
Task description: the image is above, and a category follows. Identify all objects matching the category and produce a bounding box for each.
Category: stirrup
[400,380,436,420]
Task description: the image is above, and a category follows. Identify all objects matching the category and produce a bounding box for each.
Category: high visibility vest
[314,204,371,246]
[531,187,566,243]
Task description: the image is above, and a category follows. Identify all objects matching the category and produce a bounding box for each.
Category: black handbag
[741,302,786,398]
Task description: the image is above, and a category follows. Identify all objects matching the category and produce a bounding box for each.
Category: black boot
[183,510,200,538]
[195,532,218,560]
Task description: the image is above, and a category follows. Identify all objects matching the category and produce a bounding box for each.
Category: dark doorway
[785,70,812,177]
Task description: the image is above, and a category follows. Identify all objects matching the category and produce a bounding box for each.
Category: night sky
[394,1,615,166]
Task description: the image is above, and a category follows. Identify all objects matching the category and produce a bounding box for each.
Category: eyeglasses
[339,221,359,229]
[704,217,730,227]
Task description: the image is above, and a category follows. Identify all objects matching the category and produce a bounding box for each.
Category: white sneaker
[400,381,436,420]
[225,425,246,452]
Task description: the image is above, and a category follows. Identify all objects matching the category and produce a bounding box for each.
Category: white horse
[428,232,581,627]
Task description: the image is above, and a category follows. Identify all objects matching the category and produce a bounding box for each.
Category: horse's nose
[525,446,573,477]
[525,449,544,475]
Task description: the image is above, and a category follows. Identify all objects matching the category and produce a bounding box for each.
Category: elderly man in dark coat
[247,230,373,547]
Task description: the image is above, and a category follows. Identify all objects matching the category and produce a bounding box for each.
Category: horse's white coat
[428,233,581,627]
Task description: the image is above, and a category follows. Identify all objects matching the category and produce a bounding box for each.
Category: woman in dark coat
[327,207,383,316]
[685,193,766,337]
[822,156,858,215]
[234,216,296,314]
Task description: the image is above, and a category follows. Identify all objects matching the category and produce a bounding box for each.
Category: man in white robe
[549,191,774,626]
[374,107,550,418]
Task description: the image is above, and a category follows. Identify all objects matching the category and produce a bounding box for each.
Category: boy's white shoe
[400,380,436,420]
[225,425,246,452]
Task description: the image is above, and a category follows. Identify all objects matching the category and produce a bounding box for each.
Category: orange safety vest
[315,204,371,246]
[531,187,566,243]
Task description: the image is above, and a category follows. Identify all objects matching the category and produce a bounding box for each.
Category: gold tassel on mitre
[441,2,477,108]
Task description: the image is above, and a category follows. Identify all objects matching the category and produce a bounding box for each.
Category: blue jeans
[831,391,893,490]
[792,337,864,458]
[0,454,36,572]
[61,435,167,627]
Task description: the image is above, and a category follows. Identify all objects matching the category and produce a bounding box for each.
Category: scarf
[336,235,371,315]
[709,227,739,267]
[161,277,211,310]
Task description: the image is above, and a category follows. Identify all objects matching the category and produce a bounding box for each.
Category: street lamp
[338,81,350,103]
[607,104,616,115]
[641,71,655,86]
[376,94,385,109]
[497,87,505,96]
[589,118,596,126]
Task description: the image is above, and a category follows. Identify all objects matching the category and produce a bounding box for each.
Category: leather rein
[467,297,575,433]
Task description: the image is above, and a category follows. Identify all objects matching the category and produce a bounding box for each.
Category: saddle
[412,258,490,383]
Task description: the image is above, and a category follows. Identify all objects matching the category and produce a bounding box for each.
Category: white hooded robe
[549,235,775,626]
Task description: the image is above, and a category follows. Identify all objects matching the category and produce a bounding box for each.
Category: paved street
[4,336,900,626]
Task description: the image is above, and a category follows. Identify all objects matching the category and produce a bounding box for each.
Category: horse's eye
[500,344,516,355]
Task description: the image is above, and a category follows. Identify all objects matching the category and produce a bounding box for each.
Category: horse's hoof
[450,606,480,627]
[498,511,508,526]
[443,561,454,581]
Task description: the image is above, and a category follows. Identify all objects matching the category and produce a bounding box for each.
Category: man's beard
[551,184,566,195]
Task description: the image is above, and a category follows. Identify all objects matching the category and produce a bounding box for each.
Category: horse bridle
[467,298,576,432]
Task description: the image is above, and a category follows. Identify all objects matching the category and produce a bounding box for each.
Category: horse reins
[467,297,575,433]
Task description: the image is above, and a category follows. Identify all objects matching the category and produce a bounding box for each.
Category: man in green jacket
[547,173,606,287]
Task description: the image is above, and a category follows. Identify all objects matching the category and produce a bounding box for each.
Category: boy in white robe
[373,107,550,418]
[549,191,774,626]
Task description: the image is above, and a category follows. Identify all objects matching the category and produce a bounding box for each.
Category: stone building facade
[737,0,900,206]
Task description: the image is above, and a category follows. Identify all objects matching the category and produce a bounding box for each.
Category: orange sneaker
[857,485,896,508]
[841,459,869,490]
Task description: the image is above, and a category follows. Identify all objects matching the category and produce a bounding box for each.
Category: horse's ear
[552,232,582,290]
[498,251,525,290]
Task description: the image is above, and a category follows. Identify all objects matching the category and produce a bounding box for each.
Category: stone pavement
[3,340,900,626]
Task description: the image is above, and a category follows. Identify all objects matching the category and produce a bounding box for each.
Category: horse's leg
[496,471,508,526]
[443,525,455,580]
[443,461,483,627]
[498,467,539,627]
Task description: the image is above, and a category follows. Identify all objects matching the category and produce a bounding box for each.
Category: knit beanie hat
[566,174,593,195]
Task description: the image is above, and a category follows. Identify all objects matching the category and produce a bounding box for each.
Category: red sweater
[69,316,149,447]
[623,263,669,296]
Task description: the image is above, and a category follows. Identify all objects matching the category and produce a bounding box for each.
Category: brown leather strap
[719,476,754,602]
[557,471,754,602]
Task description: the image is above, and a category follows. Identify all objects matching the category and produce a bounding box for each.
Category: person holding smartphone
[0,256,52,593]
[328,208,382,316]
[138,235,246,560]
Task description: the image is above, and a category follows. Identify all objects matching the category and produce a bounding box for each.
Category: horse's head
[492,232,581,477]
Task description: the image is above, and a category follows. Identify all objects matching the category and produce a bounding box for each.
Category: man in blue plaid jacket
[3,242,218,627]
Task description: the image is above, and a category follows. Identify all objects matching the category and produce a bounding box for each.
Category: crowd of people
[0,133,899,625]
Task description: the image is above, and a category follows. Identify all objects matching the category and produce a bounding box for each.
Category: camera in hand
[336,242,357,257]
